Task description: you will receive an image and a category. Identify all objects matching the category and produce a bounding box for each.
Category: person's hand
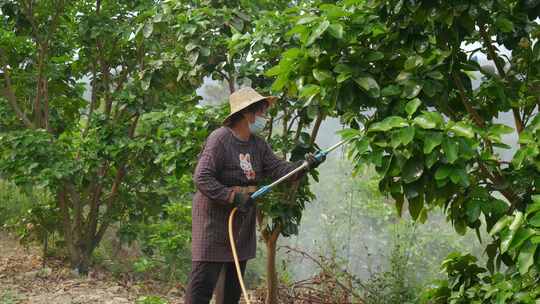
[305,152,326,170]
[232,192,255,212]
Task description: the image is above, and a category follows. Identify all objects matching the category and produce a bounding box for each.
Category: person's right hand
[232,192,254,212]
[305,152,326,170]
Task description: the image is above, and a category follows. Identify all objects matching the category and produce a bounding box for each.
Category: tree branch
[0,49,35,129]
[93,114,140,246]
[451,72,485,128]
[266,115,274,142]
[294,117,303,145]
[112,65,131,122]
[286,113,300,134]
[479,25,524,133]
[281,245,363,300]
[67,182,82,225]
[451,69,521,212]
[57,185,77,261]
[85,162,109,245]
[310,111,324,145]
[83,61,98,137]
[20,0,41,43]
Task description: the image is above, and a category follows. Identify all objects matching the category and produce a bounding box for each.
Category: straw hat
[224,87,277,124]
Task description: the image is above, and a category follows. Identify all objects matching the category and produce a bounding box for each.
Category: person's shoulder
[252,134,270,149]
[207,126,231,143]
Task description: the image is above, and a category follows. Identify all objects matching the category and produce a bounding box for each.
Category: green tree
[264,0,540,299]
[161,2,327,302]
[0,0,213,273]
[228,7,332,303]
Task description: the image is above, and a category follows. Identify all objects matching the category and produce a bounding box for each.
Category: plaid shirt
[191,127,302,262]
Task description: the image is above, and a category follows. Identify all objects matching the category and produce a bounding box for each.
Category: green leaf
[418,208,428,224]
[369,116,408,132]
[528,213,540,227]
[449,122,474,138]
[426,71,444,80]
[396,71,412,82]
[271,74,289,91]
[404,55,423,70]
[509,211,524,231]
[442,137,458,164]
[425,151,439,168]
[265,64,284,77]
[519,131,534,144]
[500,228,515,253]
[143,22,153,38]
[449,167,469,187]
[282,48,302,60]
[509,227,535,252]
[399,126,415,146]
[534,40,540,61]
[355,76,380,98]
[489,124,514,136]
[402,157,424,183]
[328,23,344,39]
[313,69,333,83]
[409,196,423,220]
[454,218,467,235]
[353,137,369,155]
[381,85,401,97]
[495,17,514,33]
[435,165,450,180]
[465,200,481,224]
[512,148,527,169]
[299,84,320,99]
[395,195,404,217]
[336,72,351,83]
[297,16,318,25]
[306,20,330,46]
[405,98,422,117]
[366,51,385,61]
[414,115,436,129]
[401,81,422,99]
[414,112,443,129]
[517,241,537,275]
[489,216,512,236]
[527,197,540,215]
[338,128,362,139]
[392,127,415,148]
[423,132,443,154]
[333,64,352,74]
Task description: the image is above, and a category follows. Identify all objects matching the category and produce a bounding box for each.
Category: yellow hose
[228,207,251,304]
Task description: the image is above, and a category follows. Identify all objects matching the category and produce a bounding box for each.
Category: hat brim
[223,96,278,125]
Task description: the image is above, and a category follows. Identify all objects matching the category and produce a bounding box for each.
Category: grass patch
[0,290,23,304]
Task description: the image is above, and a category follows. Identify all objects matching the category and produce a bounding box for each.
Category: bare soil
[0,231,184,304]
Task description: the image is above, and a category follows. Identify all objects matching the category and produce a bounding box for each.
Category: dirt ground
[0,231,184,304]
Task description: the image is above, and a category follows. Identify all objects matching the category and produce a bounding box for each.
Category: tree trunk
[57,186,97,275]
[265,229,280,304]
[75,248,92,275]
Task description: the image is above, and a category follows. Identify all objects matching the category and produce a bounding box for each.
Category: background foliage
[1,0,540,303]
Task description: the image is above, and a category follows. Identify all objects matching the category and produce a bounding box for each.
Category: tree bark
[265,228,280,304]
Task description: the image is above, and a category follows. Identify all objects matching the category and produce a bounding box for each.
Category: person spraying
[184,87,325,304]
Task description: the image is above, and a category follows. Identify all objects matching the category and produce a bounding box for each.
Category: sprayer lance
[251,139,348,200]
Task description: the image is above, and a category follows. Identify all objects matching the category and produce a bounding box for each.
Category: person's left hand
[232,192,255,212]
[305,152,326,170]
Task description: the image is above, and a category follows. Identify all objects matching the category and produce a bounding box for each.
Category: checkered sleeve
[194,132,234,204]
[261,140,305,181]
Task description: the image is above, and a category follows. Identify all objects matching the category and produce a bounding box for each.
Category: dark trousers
[185,260,247,304]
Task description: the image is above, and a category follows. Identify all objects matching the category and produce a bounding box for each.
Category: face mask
[249,115,267,134]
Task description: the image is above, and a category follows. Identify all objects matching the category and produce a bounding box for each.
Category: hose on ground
[228,207,251,304]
